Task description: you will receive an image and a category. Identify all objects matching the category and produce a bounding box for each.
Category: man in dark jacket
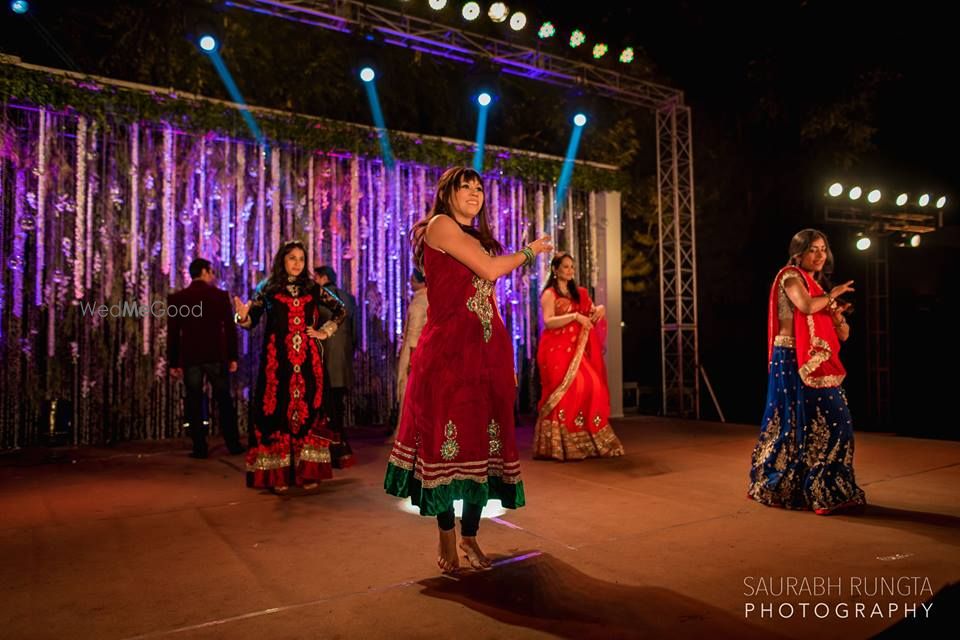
[314,266,357,468]
[168,258,243,458]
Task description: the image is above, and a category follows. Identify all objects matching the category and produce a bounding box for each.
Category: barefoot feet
[459,536,492,569]
[437,528,460,573]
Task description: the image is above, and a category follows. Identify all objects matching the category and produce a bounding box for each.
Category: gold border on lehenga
[537,325,591,418]
[773,335,796,348]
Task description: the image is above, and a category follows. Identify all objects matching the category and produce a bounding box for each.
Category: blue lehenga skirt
[748,343,866,514]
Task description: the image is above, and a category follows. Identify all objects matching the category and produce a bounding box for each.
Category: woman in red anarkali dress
[534,253,624,460]
[384,167,553,573]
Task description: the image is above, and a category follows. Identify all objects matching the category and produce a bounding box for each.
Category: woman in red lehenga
[234,240,346,494]
[534,253,624,460]
[384,167,552,573]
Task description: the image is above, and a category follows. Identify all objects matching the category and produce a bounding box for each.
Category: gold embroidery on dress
[488,419,502,457]
[440,420,460,461]
[533,419,624,460]
[466,276,495,343]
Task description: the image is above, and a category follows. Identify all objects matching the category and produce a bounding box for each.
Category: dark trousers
[437,503,483,536]
[184,363,240,454]
[326,386,347,436]
[324,384,353,467]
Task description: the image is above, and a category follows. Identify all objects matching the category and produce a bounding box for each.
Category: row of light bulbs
[408,1,636,63]
[828,182,947,209]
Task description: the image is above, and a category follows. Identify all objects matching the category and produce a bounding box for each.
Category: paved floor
[0,416,957,639]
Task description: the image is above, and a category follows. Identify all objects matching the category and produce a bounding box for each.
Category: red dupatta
[767,266,846,388]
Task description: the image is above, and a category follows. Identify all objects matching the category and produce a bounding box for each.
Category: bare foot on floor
[437,528,460,573]
[459,536,492,569]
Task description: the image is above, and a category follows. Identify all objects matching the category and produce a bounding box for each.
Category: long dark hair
[542,252,581,304]
[787,228,833,288]
[411,167,503,269]
[263,240,314,296]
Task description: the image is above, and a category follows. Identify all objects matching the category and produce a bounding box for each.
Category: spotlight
[855,234,871,251]
[569,30,586,48]
[849,186,862,200]
[909,234,921,248]
[828,182,843,197]
[896,193,908,206]
[573,113,587,127]
[199,35,218,52]
[428,0,447,10]
[461,2,480,21]
[619,47,635,63]
[488,2,508,23]
[592,43,608,59]
[509,11,527,31]
[10,0,28,14]
[359,67,376,82]
[477,92,492,107]
[538,22,556,38]
[936,196,947,208]
[867,189,881,203]
[918,193,930,206]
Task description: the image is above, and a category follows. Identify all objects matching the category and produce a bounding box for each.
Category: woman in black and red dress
[235,240,346,493]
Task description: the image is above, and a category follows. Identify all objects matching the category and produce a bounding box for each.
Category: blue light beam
[472,93,492,173]
[204,48,264,144]
[555,117,586,216]
[362,75,395,170]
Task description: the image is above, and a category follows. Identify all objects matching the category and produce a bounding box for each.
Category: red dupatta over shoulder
[767,266,846,388]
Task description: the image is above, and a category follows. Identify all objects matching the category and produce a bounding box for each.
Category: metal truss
[227,0,700,417]
[223,0,683,109]
[865,238,891,428]
[657,102,699,418]
[823,205,942,428]
[823,206,941,234]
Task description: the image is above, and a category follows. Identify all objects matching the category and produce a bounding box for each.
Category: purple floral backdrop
[0,103,601,447]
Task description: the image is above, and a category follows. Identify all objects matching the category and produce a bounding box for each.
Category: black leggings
[437,502,483,537]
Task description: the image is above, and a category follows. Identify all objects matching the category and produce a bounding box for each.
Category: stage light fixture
[428,0,447,11]
[199,35,218,52]
[620,47,635,63]
[848,186,862,200]
[509,11,527,31]
[573,113,587,127]
[896,193,908,206]
[828,182,843,197]
[867,189,881,203]
[936,196,946,208]
[488,2,508,23]
[10,0,29,14]
[360,67,376,82]
[461,2,479,21]
[477,92,492,106]
[592,43,608,59]
[918,193,930,206]
[538,22,556,38]
[855,233,871,251]
[910,234,921,248]
[569,30,586,48]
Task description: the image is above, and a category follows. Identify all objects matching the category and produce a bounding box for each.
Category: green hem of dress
[384,462,525,516]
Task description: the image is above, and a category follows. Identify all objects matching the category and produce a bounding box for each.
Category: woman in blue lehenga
[748,229,866,515]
